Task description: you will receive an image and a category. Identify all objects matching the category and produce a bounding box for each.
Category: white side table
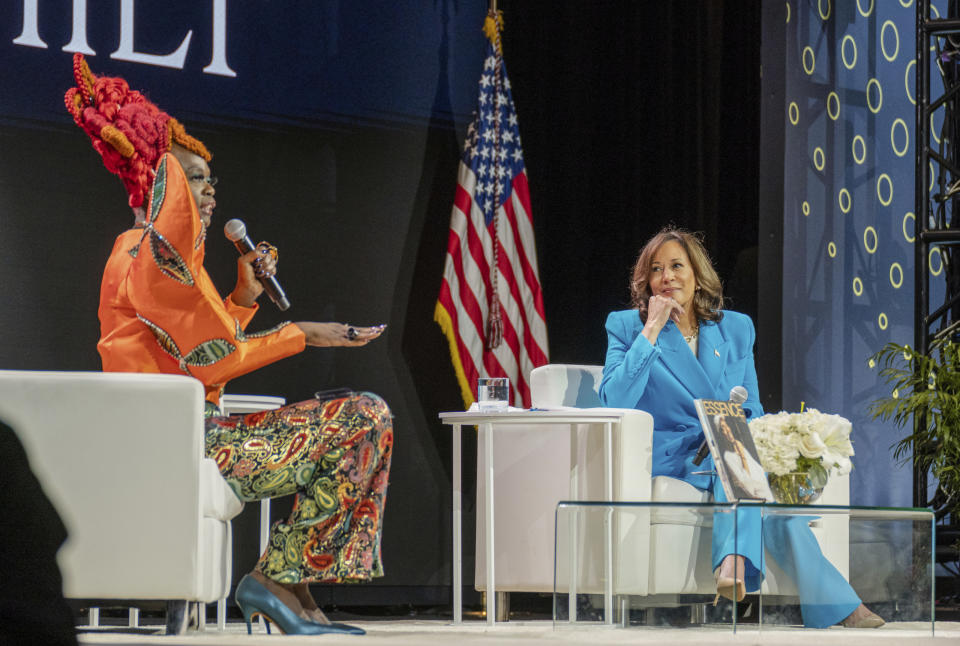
[438,409,633,626]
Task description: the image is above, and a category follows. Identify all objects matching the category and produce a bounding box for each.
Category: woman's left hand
[231,242,278,307]
[295,322,387,347]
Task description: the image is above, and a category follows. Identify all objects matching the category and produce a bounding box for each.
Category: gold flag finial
[483,10,504,56]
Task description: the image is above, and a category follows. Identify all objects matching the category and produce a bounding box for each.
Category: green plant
[868,338,960,513]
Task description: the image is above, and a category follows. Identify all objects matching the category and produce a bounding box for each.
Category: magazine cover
[694,399,774,502]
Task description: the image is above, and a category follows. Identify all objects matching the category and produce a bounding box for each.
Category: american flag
[435,15,549,408]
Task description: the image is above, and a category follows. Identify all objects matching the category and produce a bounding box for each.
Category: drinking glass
[477,377,509,412]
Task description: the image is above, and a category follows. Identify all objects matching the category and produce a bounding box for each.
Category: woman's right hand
[641,295,683,345]
[294,322,386,347]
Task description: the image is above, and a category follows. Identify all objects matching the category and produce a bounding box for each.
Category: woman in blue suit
[599,228,882,629]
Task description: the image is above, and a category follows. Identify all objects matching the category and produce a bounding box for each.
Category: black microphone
[693,386,748,466]
[223,219,291,311]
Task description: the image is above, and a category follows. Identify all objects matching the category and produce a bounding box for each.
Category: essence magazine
[694,399,774,502]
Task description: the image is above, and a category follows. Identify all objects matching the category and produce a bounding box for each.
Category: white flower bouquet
[747,409,855,503]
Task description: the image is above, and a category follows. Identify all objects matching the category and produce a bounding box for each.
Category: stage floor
[75,620,960,645]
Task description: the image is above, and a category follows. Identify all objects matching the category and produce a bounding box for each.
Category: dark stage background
[0,1,764,606]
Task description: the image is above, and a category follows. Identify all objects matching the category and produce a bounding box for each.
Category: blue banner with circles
[783,0,947,507]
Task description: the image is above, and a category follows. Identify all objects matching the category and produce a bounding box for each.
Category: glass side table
[554,500,934,635]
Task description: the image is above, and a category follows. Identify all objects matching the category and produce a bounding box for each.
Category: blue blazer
[599,309,763,490]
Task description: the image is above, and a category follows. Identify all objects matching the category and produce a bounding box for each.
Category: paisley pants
[204,392,392,584]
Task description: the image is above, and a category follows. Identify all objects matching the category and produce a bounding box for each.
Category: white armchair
[0,370,243,632]
[476,364,849,605]
[475,364,654,594]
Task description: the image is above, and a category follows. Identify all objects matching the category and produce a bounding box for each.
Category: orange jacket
[97,153,306,404]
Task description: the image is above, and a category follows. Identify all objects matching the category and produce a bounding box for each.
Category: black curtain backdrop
[506,1,762,367]
[0,0,763,606]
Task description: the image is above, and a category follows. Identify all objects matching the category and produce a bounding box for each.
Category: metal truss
[916,0,960,576]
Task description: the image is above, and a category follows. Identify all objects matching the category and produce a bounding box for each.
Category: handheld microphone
[692,386,748,466]
[223,219,291,311]
[728,386,748,405]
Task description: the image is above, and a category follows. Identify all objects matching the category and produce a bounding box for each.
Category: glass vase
[767,472,824,505]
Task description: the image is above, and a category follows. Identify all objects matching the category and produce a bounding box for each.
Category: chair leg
[495,592,510,622]
[217,598,227,631]
[165,600,199,635]
[690,602,707,625]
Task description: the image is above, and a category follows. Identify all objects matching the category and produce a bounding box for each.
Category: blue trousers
[711,479,860,628]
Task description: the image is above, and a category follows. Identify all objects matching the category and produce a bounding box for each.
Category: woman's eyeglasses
[189,175,218,187]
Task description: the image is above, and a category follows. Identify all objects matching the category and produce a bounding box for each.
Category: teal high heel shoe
[234,574,365,635]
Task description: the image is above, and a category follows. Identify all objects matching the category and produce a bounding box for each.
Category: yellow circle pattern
[827,92,840,120]
[891,118,909,157]
[791,4,917,350]
[838,188,852,213]
[867,78,882,113]
[890,262,903,289]
[903,212,915,243]
[852,135,866,164]
[930,247,943,276]
[863,226,878,254]
[876,173,893,206]
[931,111,941,144]
[841,35,857,70]
[881,20,899,62]
[906,59,916,105]
[803,47,816,75]
[818,0,831,20]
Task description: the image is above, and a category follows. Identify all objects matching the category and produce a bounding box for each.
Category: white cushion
[200,457,244,521]
[530,364,603,408]
[196,517,232,602]
[650,476,713,526]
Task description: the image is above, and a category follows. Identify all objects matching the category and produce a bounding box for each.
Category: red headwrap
[64,53,211,209]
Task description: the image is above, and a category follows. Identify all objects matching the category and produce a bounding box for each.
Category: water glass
[477,377,509,412]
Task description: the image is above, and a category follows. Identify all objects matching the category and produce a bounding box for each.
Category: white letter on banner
[110,0,193,69]
[13,0,48,48]
[62,0,96,55]
[202,0,236,77]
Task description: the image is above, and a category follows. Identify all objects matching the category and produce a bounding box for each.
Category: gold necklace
[681,320,700,342]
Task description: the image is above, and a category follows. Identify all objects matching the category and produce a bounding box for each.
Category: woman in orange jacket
[67,54,391,636]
